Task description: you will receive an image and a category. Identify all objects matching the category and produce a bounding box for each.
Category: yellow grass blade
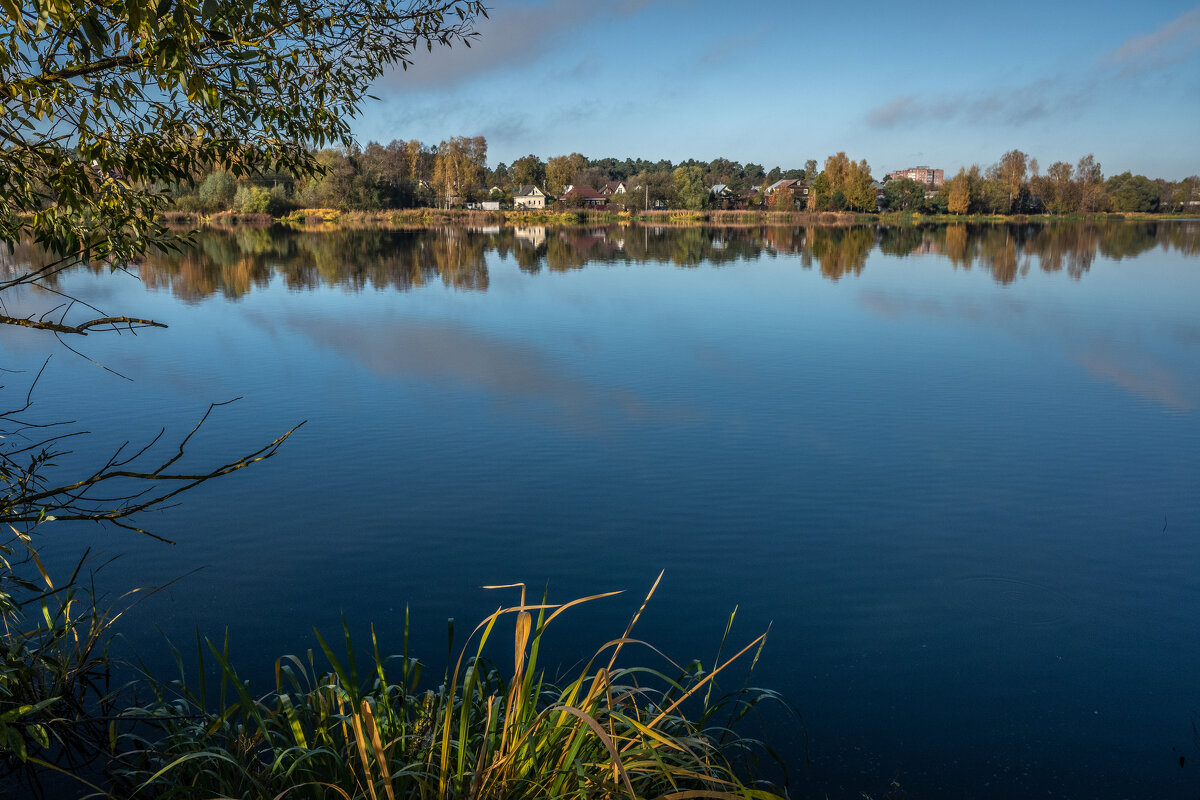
[643,632,767,734]
[349,704,379,800]
[550,705,637,798]
[362,700,395,800]
[606,570,663,672]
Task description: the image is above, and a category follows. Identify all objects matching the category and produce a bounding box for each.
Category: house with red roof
[559,185,606,207]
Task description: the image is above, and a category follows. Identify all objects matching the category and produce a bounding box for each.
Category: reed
[112,573,791,800]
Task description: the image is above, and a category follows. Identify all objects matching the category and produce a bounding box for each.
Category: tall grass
[112,573,792,800]
[0,530,127,796]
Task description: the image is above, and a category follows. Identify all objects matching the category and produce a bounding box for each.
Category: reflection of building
[887,166,944,188]
[512,226,548,248]
[513,185,549,209]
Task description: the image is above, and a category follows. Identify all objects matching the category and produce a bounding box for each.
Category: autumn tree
[1044,161,1076,213]
[996,150,1029,212]
[1075,154,1106,212]
[432,136,488,207]
[809,153,874,211]
[769,185,796,211]
[546,153,588,196]
[947,168,971,215]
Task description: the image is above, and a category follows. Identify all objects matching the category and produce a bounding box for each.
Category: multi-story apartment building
[887,166,944,188]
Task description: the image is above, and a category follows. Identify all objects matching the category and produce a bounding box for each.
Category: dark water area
[2,220,1199,799]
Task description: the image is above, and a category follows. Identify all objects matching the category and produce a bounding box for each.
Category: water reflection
[5,221,1197,303]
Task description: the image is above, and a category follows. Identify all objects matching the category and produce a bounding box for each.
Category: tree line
[170,138,1199,216]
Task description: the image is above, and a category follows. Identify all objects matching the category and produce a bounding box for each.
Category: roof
[766,179,803,193]
[514,185,546,197]
[561,185,605,200]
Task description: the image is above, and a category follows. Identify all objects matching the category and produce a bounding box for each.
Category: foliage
[881,179,925,212]
[946,169,971,215]
[0,0,486,287]
[673,166,710,211]
[545,154,588,198]
[112,576,792,800]
[432,136,488,208]
[197,170,237,212]
[1105,172,1161,213]
[234,186,272,215]
[0,532,120,794]
[509,155,547,191]
[768,188,795,211]
[808,153,874,212]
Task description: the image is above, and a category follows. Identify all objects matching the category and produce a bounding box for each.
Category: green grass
[108,573,792,800]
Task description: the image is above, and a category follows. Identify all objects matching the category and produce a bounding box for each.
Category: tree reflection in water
[9,221,1195,302]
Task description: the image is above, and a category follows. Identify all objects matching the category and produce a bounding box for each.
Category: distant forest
[168,135,1200,216]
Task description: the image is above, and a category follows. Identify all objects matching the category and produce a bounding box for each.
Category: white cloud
[378,0,659,91]
[865,5,1200,130]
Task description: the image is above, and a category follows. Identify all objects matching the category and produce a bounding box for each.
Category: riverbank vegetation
[166,137,1200,221]
[2,553,791,799]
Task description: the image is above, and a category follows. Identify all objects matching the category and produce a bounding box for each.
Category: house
[600,181,627,196]
[513,185,549,209]
[709,184,734,199]
[560,184,606,207]
[766,179,808,198]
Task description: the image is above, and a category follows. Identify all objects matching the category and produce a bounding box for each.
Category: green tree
[882,178,925,211]
[546,153,588,197]
[198,170,237,212]
[233,185,271,214]
[673,166,709,210]
[509,154,547,190]
[1106,172,1160,212]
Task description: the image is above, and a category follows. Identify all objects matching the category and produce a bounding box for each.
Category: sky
[355,0,1200,179]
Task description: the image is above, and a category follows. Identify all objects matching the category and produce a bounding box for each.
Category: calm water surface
[3,221,1199,799]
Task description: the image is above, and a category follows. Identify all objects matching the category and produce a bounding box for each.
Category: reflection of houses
[513,185,549,209]
[560,185,606,207]
[887,166,944,188]
[512,226,548,248]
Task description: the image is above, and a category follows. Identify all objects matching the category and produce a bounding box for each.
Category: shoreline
[160,208,1196,231]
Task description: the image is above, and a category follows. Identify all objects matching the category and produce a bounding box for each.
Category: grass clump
[112,574,791,800]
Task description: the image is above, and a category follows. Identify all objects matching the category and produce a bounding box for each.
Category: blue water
[3,222,1198,798]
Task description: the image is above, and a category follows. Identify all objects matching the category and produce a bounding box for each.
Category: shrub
[234,185,272,215]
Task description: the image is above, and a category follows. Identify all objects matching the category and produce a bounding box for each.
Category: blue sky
[355,0,1200,179]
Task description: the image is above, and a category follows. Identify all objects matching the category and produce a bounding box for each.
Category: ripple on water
[944,575,1076,628]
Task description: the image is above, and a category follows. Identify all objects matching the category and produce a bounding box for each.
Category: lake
[3,220,1198,798]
